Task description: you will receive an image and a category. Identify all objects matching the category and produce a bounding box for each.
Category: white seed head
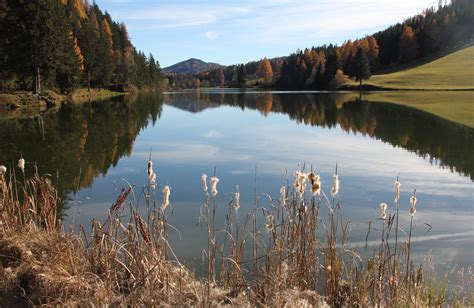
[162,185,170,210]
[311,174,321,196]
[332,174,340,196]
[409,206,416,217]
[280,186,286,207]
[0,165,6,175]
[210,176,219,197]
[394,180,401,203]
[201,174,208,192]
[410,195,417,207]
[234,191,240,210]
[379,202,388,212]
[18,158,25,172]
[266,214,274,232]
[149,172,157,189]
[147,160,153,177]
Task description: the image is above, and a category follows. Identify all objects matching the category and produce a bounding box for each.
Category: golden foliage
[256,58,273,81]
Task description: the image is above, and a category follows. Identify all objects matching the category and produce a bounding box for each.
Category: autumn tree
[367,36,380,69]
[256,58,273,82]
[398,25,419,63]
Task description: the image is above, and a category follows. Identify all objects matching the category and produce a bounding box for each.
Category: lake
[0,89,472,275]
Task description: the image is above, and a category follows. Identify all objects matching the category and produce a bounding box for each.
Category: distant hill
[163,58,223,74]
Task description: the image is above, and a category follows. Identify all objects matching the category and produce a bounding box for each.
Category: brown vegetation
[0,163,471,306]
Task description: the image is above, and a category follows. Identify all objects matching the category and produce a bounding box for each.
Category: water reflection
[0,93,163,215]
[164,91,474,180]
[0,90,472,272]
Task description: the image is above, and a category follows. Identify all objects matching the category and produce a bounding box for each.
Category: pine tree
[324,50,342,85]
[349,47,371,87]
[398,26,419,63]
[237,64,247,87]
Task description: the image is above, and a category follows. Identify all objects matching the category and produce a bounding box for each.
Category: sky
[97,0,439,67]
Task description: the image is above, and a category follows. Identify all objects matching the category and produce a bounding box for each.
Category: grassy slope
[349,46,474,90]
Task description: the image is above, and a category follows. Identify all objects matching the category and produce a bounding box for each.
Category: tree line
[166,0,472,90]
[0,0,162,93]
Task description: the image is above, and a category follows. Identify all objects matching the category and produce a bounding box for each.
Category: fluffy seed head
[266,215,274,232]
[234,191,240,210]
[210,176,219,197]
[162,185,170,210]
[0,165,6,175]
[309,172,321,196]
[332,174,340,196]
[149,172,157,189]
[394,180,401,203]
[380,202,388,220]
[201,174,208,192]
[280,186,286,207]
[18,158,25,172]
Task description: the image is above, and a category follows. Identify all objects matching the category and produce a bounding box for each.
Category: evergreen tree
[237,64,247,87]
[349,47,371,87]
[324,51,342,85]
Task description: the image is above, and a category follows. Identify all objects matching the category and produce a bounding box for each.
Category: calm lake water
[0,90,473,273]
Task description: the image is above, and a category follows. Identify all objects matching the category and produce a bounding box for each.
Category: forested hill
[163,58,223,74]
[0,0,162,93]
[166,0,472,90]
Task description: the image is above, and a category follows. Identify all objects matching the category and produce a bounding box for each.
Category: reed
[0,160,471,306]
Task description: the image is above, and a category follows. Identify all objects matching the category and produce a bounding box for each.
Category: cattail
[234,191,240,210]
[380,202,388,220]
[394,179,401,203]
[148,159,153,177]
[280,186,286,207]
[409,191,417,217]
[18,158,25,173]
[299,172,308,194]
[0,165,6,175]
[293,171,301,191]
[148,159,157,189]
[201,174,208,192]
[149,172,157,189]
[294,171,308,195]
[210,176,219,197]
[332,173,340,196]
[266,214,274,232]
[308,172,321,196]
[162,185,170,210]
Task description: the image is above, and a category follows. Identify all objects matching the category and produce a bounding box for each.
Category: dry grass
[0,163,472,306]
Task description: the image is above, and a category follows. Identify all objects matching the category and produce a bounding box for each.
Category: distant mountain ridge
[163,58,223,74]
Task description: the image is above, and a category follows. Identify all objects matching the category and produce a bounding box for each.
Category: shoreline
[0,89,127,119]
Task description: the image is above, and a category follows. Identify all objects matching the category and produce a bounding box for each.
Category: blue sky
[97,0,438,67]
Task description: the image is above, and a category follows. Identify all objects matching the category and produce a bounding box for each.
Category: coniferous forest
[166,0,472,90]
[0,0,162,93]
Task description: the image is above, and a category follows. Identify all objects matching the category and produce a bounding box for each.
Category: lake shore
[0,89,126,119]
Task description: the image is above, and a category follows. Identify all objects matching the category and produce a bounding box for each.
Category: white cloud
[203,31,219,40]
[119,4,250,29]
[202,129,222,138]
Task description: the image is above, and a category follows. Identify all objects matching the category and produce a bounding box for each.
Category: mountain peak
[163,58,223,74]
